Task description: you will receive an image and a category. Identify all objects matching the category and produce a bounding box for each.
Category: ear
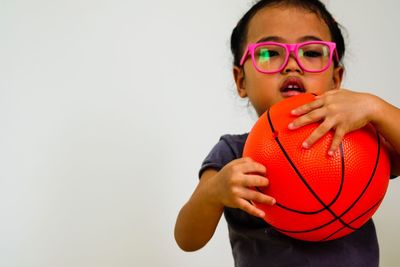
[233,66,247,98]
[332,66,344,90]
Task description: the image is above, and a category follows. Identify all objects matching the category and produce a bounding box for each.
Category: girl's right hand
[207,157,275,218]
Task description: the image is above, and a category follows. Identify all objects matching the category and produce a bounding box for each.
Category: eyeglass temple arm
[239,48,250,66]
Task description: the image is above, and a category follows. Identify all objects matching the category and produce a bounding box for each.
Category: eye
[257,48,280,62]
[299,45,330,59]
[302,50,323,58]
[267,50,280,57]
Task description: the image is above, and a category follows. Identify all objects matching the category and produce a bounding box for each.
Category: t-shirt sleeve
[198,134,248,178]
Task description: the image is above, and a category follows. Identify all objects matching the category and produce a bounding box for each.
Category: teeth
[288,85,299,89]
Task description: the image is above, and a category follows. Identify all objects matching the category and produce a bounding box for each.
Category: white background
[1,0,399,266]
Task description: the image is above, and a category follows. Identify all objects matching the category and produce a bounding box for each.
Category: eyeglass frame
[239,41,339,74]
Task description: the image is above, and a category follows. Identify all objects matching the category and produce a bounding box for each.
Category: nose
[282,53,303,74]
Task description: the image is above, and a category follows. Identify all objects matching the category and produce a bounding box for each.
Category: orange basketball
[243,93,390,241]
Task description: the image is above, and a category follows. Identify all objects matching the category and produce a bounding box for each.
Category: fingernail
[291,109,297,115]
[328,150,334,156]
[288,123,294,129]
[259,211,265,217]
[271,198,276,205]
[302,142,309,149]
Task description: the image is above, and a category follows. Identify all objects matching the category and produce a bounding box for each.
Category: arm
[174,169,224,252]
[370,96,400,176]
[289,89,400,176]
[174,157,275,251]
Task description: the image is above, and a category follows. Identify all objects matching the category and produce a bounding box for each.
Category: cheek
[308,73,335,93]
[248,73,280,89]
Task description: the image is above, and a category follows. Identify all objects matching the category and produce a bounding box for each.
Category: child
[174,0,400,266]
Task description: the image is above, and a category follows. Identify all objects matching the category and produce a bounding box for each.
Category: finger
[241,174,269,187]
[238,157,267,175]
[328,128,346,156]
[291,98,323,116]
[242,188,276,206]
[237,199,266,218]
[301,120,334,149]
[289,108,325,130]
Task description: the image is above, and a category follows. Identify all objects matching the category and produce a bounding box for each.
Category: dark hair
[230,0,345,67]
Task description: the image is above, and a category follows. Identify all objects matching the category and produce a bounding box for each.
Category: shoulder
[219,133,249,156]
[220,133,249,144]
[199,133,248,177]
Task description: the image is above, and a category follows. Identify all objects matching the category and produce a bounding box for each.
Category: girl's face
[234,5,343,116]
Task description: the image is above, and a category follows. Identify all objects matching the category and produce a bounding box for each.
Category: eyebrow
[256,35,324,43]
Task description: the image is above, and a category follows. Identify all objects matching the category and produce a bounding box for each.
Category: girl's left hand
[288,89,376,156]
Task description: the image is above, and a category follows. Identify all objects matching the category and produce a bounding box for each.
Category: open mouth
[280,77,306,97]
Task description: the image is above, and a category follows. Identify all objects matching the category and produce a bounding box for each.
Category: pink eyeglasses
[240,41,339,74]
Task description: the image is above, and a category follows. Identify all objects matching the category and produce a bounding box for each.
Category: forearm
[174,171,224,251]
[370,95,400,175]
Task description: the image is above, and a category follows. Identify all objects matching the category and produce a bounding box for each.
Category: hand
[288,89,376,155]
[208,157,275,218]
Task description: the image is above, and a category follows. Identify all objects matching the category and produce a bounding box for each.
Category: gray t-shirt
[200,134,380,267]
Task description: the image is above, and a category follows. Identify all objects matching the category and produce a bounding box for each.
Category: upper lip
[280,77,306,93]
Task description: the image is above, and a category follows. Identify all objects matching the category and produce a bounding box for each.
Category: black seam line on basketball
[322,128,382,227]
[266,148,354,234]
[273,196,383,236]
[274,144,345,214]
[267,107,275,133]
[266,109,357,231]
[269,131,382,235]
[269,129,382,235]
[266,108,345,214]
[320,198,383,241]
[271,210,346,233]
[275,135,357,230]
[267,109,347,215]
[321,197,384,241]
